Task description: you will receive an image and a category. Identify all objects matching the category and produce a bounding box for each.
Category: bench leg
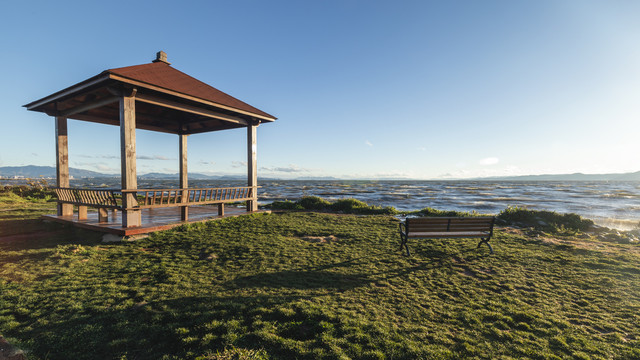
[403,236,410,256]
[477,238,494,254]
[399,223,410,256]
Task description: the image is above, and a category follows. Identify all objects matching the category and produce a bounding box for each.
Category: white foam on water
[592,217,640,231]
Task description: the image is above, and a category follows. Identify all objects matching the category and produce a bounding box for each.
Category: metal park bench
[398,217,495,256]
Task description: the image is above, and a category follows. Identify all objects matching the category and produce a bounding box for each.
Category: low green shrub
[497,206,594,233]
[413,207,477,218]
[1,180,56,201]
[330,198,395,215]
[298,196,331,210]
[266,200,303,211]
[267,196,395,215]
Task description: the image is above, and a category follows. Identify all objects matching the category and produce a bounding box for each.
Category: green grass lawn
[1,196,639,359]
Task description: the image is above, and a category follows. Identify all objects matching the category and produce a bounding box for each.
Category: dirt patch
[501,227,525,236]
[301,235,338,244]
[199,252,217,261]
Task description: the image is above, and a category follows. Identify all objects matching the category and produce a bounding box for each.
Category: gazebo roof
[24,52,276,135]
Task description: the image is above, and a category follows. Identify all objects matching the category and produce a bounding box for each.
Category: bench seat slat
[409,224,492,229]
[408,217,493,222]
[407,231,490,238]
[409,225,492,230]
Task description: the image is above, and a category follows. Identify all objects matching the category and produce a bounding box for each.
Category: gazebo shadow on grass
[0,215,104,252]
[13,294,305,360]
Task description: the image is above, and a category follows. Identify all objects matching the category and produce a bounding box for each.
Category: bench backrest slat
[409,225,492,231]
[407,217,494,233]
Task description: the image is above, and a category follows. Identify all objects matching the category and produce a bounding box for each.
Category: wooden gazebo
[24,51,276,235]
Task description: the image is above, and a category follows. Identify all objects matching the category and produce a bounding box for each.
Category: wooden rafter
[135,93,249,126]
[59,96,119,117]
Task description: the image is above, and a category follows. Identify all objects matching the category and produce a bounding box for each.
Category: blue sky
[1,0,639,179]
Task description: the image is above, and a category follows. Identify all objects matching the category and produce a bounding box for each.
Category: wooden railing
[121,186,256,210]
[54,187,121,209]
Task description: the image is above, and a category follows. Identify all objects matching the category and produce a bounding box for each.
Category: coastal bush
[298,196,331,210]
[330,198,396,215]
[267,200,303,210]
[268,196,396,215]
[497,206,594,233]
[413,207,477,218]
[1,179,55,201]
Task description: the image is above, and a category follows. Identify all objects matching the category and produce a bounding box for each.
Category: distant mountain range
[0,166,243,180]
[0,165,109,179]
[2,165,640,181]
[473,171,640,181]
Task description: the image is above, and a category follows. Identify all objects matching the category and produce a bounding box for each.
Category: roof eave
[24,71,278,123]
[23,73,111,111]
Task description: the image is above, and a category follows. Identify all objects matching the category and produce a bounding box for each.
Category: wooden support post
[218,203,225,216]
[98,208,109,223]
[120,95,141,227]
[247,123,258,212]
[55,117,73,216]
[78,206,88,220]
[179,134,188,221]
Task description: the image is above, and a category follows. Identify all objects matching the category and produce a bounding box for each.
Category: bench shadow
[376,242,493,281]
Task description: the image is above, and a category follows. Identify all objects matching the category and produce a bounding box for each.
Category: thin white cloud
[231,161,247,168]
[76,154,173,160]
[95,164,118,172]
[365,140,373,147]
[260,164,310,173]
[77,154,119,159]
[199,160,216,165]
[372,170,414,179]
[437,165,523,179]
[479,157,499,166]
[74,161,118,173]
[137,155,174,160]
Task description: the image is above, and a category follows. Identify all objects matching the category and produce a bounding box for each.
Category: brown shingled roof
[106,62,275,120]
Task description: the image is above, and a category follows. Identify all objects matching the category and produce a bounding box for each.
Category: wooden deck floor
[43,206,269,236]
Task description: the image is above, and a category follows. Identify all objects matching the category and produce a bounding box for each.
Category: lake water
[8,178,638,230]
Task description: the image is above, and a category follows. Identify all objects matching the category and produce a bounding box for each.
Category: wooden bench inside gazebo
[24,51,276,236]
